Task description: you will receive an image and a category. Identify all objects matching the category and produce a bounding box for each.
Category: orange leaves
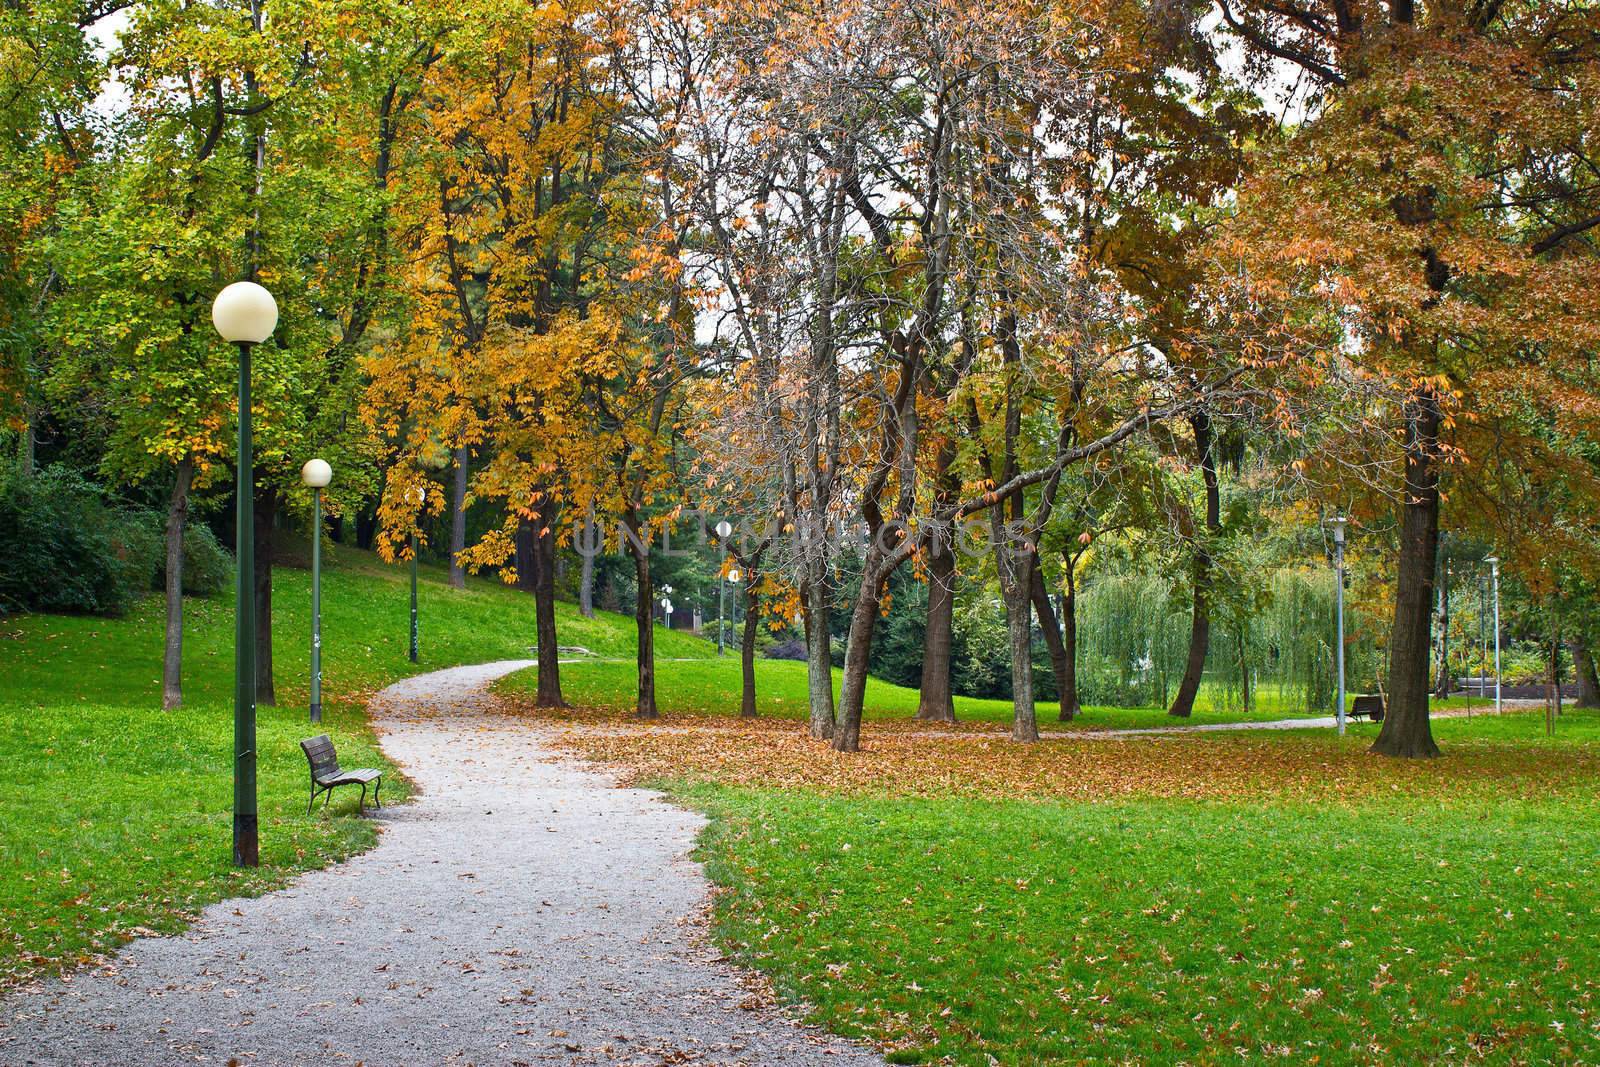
[511,702,1600,807]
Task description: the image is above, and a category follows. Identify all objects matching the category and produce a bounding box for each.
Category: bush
[152,521,231,597]
[0,467,151,616]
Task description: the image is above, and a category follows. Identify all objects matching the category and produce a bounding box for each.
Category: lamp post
[662,584,674,631]
[1486,555,1501,714]
[409,484,425,664]
[715,521,734,656]
[1329,516,1347,735]
[212,281,277,868]
[301,458,331,723]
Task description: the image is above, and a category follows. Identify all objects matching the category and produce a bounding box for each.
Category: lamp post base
[233,813,259,867]
[309,702,321,724]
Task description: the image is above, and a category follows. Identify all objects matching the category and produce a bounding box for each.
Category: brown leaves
[504,698,1600,806]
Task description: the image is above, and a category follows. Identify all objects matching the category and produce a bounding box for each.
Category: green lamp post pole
[715,521,734,656]
[409,485,424,664]
[213,281,277,869]
[1329,516,1347,736]
[302,458,331,723]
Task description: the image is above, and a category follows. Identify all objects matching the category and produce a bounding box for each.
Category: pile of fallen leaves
[499,699,1600,805]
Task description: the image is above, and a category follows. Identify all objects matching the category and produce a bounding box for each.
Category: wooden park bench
[1349,695,1385,722]
[300,734,383,814]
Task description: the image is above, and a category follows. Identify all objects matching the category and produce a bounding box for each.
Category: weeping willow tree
[1078,564,1378,712]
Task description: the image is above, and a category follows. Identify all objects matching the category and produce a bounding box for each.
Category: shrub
[152,521,231,597]
[0,467,150,616]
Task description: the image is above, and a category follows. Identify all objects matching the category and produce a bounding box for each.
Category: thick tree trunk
[915,528,957,722]
[629,516,656,719]
[834,561,886,753]
[804,578,835,740]
[448,446,468,590]
[531,504,566,708]
[1433,557,1451,699]
[1170,410,1220,718]
[1569,639,1600,708]
[1059,566,1081,720]
[917,449,960,722]
[161,458,195,711]
[1373,391,1443,758]
[1030,565,1072,723]
[252,483,277,707]
[740,577,760,716]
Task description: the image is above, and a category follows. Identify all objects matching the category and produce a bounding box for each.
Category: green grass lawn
[501,654,1441,730]
[677,782,1600,1064]
[0,546,709,989]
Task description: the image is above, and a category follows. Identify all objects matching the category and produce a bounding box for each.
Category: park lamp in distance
[729,567,741,584]
[301,458,332,489]
[211,282,278,344]
[1328,515,1347,545]
[715,520,733,540]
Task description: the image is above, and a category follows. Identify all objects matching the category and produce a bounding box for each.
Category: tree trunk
[1433,556,1451,699]
[803,578,835,740]
[916,523,957,722]
[448,446,468,589]
[917,451,960,722]
[1373,391,1443,758]
[1547,632,1563,729]
[578,517,596,618]
[1030,564,1071,723]
[161,457,195,711]
[1569,639,1600,708]
[1236,625,1251,712]
[252,483,276,707]
[531,504,566,708]
[740,579,760,717]
[834,560,885,753]
[1002,567,1039,742]
[629,515,657,719]
[1058,564,1081,720]
[1170,410,1219,718]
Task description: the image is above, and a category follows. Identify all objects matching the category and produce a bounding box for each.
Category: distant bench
[300,734,383,814]
[1349,695,1384,722]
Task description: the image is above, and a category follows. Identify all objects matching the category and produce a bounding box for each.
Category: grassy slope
[0,548,709,988]
[501,656,1355,729]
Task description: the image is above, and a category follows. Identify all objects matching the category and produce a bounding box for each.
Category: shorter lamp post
[212,280,277,869]
[662,584,674,631]
[409,485,425,664]
[1486,555,1501,715]
[302,458,332,723]
[1329,516,1348,735]
[715,521,734,655]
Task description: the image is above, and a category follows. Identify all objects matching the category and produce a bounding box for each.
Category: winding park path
[0,661,884,1066]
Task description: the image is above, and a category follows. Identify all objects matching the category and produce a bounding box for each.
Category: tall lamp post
[302,458,331,723]
[715,521,734,656]
[662,584,674,632]
[1329,516,1348,735]
[409,484,425,664]
[212,281,277,868]
[1486,555,1501,714]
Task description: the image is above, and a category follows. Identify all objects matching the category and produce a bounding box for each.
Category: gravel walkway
[0,661,883,1067]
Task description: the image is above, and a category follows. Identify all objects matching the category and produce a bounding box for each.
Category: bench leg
[373,777,381,810]
[324,787,332,809]
[308,786,316,815]
[358,783,368,814]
